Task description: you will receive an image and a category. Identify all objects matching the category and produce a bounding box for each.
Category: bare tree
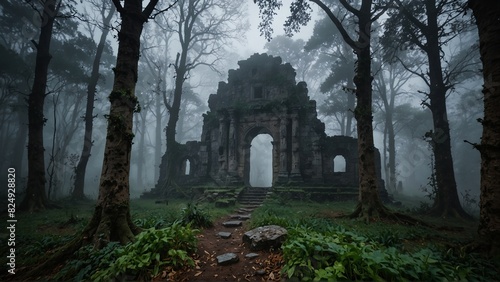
[384,0,474,218]
[20,0,63,212]
[156,0,247,195]
[73,1,116,200]
[140,21,173,184]
[373,60,413,194]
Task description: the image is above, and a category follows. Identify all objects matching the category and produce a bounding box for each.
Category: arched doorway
[181,158,192,176]
[333,155,346,172]
[249,134,273,187]
[242,126,277,187]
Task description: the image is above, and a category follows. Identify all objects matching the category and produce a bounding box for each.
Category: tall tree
[140,20,173,184]
[468,0,500,256]
[83,0,167,244]
[21,2,176,277]
[383,0,472,218]
[373,60,412,194]
[0,1,34,179]
[156,0,246,194]
[255,0,393,222]
[73,1,116,200]
[20,0,63,212]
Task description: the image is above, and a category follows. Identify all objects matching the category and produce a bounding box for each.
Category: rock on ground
[242,225,287,251]
[216,253,239,265]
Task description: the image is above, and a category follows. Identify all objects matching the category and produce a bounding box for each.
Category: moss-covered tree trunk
[469,0,500,256]
[20,0,61,212]
[73,4,115,200]
[81,0,159,245]
[347,0,389,221]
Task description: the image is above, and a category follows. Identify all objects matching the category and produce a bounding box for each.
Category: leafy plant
[92,221,199,281]
[180,202,213,228]
[369,229,402,248]
[23,235,73,258]
[55,242,120,281]
[281,227,491,281]
[134,216,169,229]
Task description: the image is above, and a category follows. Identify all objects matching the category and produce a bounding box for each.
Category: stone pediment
[208,53,309,112]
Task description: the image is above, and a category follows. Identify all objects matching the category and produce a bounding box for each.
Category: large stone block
[242,225,287,251]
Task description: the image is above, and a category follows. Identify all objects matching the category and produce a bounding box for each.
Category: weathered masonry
[155,53,386,198]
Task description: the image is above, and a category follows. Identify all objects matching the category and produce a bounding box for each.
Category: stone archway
[152,53,388,202]
[242,126,277,187]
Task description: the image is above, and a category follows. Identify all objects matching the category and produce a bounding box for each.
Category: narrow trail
[174,204,283,282]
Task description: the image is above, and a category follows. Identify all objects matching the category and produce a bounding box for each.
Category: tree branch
[148,0,178,19]
[393,0,429,37]
[338,0,360,17]
[142,0,160,18]
[111,0,125,14]
[310,0,358,49]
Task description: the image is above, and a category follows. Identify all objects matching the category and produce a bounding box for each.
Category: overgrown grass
[249,199,497,281]
[0,197,234,276]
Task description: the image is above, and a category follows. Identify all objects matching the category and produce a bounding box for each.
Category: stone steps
[214,187,271,270]
[238,187,271,207]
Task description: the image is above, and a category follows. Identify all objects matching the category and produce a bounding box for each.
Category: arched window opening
[250,134,273,187]
[184,159,191,175]
[333,155,346,172]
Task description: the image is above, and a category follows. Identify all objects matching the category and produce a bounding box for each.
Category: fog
[0,0,482,209]
[249,134,274,187]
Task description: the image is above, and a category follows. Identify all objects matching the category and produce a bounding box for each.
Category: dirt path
[173,208,283,282]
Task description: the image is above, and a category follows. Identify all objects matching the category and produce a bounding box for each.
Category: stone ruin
[154,53,387,200]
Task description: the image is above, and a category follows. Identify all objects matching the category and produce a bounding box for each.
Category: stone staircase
[238,187,271,207]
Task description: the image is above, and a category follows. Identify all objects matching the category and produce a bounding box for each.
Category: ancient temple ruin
[155,53,386,198]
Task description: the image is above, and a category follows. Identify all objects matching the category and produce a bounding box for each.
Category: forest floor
[0,195,489,281]
[171,216,283,282]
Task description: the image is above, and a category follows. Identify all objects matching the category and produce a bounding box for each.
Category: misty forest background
[1,0,500,280]
[0,0,482,205]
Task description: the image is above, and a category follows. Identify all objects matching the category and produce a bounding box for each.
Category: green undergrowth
[282,227,496,281]
[0,198,233,278]
[56,221,198,281]
[249,200,497,281]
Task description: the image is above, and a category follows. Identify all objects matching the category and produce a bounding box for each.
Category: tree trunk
[386,106,396,194]
[158,18,190,195]
[73,4,115,200]
[81,0,159,245]
[425,0,469,219]
[20,0,61,212]
[345,78,356,137]
[11,96,28,177]
[162,59,186,194]
[154,85,162,183]
[349,0,389,222]
[469,0,500,256]
[136,109,146,190]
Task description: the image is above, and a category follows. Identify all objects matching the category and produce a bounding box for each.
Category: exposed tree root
[321,200,466,232]
[347,202,435,228]
[426,204,473,221]
[18,235,86,280]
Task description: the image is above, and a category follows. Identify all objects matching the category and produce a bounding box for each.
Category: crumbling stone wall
[160,53,386,195]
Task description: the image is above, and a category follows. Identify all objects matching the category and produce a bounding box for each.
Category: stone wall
[155,53,387,198]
